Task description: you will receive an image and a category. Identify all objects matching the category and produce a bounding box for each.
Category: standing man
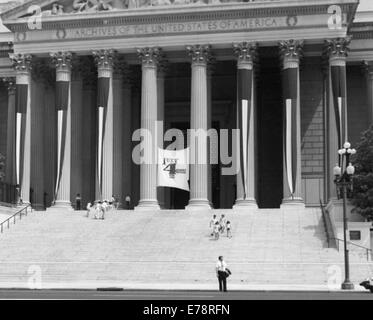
[216,256,228,292]
[75,193,81,210]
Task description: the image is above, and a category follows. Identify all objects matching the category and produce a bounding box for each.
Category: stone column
[4,78,16,187]
[135,47,161,210]
[112,59,127,208]
[10,54,32,205]
[364,61,373,125]
[279,39,304,207]
[93,49,115,201]
[207,62,214,208]
[186,45,211,210]
[324,37,350,201]
[50,52,73,208]
[233,42,258,209]
[157,60,167,209]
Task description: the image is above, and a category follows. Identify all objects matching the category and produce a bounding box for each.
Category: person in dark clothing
[215,256,229,292]
[75,193,81,210]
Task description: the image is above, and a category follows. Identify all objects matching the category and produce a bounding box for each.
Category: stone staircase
[0,207,372,289]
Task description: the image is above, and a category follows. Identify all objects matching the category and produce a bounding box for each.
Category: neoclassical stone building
[0,0,372,211]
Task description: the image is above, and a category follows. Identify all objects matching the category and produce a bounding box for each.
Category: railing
[0,204,32,234]
[320,200,331,248]
[333,237,372,262]
[319,199,372,261]
[0,181,17,204]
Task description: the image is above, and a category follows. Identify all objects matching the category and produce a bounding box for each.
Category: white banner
[158,148,189,191]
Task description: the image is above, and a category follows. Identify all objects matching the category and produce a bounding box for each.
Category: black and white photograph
[0,0,372,308]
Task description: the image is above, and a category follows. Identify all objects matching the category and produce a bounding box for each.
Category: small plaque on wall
[349,231,361,241]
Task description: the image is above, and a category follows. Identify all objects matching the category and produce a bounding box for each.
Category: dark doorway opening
[257,53,283,208]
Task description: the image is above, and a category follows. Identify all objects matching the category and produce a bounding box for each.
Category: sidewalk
[0,281,367,292]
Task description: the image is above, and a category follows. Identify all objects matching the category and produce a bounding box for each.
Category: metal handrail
[319,200,371,261]
[0,204,32,234]
[333,237,372,261]
[320,200,330,248]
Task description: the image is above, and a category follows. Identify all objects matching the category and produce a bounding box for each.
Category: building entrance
[257,53,283,208]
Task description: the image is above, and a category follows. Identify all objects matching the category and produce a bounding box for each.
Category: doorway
[257,55,283,208]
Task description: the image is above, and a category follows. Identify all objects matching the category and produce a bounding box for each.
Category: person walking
[216,256,229,292]
[226,220,232,238]
[213,221,220,240]
[86,202,92,218]
[219,214,227,234]
[209,214,218,236]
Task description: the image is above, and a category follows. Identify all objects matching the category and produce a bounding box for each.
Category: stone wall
[300,57,325,205]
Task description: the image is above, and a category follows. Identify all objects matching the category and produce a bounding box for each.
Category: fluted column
[186,45,211,210]
[207,62,214,208]
[10,54,32,205]
[50,52,72,208]
[279,40,304,207]
[232,42,258,209]
[324,38,350,201]
[157,60,166,209]
[93,49,115,201]
[135,47,161,210]
[4,78,16,186]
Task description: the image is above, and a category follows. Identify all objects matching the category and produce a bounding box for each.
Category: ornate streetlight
[333,141,356,290]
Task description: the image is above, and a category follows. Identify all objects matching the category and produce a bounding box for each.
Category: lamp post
[333,141,356,290]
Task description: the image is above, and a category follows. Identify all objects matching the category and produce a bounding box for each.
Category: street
[0,289,372,300]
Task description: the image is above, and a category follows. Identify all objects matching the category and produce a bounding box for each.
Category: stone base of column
[233,198,258,210]
[135,199,160,211]
[280,197,305,209]
[186,199,211,211]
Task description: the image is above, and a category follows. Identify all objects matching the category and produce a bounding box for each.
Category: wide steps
[0,208,371,287]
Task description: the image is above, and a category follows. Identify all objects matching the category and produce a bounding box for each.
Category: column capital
[186,44,211,66]
[2,77,16,95]
[233,42,257,69]
[50,51,73,72]
[92,49,116,75]
[137,47,162,68]
[9,53,32,74]
[324,37,351,65]
[279,39,303,68]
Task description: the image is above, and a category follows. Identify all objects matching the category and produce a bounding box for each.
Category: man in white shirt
[215,256,228,292]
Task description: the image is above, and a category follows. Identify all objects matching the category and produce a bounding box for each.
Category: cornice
[3,2,357,33]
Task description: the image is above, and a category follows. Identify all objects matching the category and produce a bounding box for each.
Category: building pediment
[1,0,360,24]
[0,0,360,55]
